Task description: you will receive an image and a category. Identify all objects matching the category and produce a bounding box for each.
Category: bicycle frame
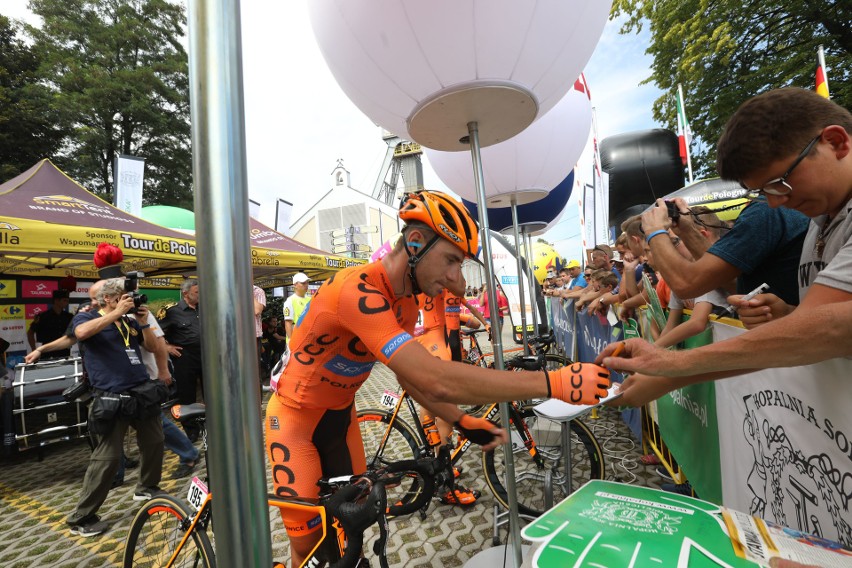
[366,386,545,476]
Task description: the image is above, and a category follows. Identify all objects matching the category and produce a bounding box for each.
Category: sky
[2,0,664,263]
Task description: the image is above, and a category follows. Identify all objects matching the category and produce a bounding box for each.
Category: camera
[663,201,680,221]
[124,271,148,314]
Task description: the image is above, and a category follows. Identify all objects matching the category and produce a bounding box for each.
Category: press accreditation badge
[126,348,142,365]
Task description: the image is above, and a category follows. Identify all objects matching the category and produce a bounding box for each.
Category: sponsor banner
[22,280,57,299]
[0,319,27,351]
[71,281,95,299]
[550,298,576,360]
[713,323,852,547]
[0,280,16,298]
[25,304,47,319]
[0,304,26,320]
[656,319,722,503]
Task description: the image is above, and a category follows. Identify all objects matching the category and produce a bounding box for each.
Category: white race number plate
[186,476,209,511]
[380,390,400,410]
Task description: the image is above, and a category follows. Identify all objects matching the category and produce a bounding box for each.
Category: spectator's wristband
[140,324,152,329]
[645,230,668,244]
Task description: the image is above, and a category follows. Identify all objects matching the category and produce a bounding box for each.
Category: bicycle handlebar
[324,459,436,568]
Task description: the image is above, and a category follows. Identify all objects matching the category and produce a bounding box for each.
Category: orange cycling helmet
[399,190,479,257]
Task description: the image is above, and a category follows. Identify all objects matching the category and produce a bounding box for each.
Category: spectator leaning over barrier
[641,198,808,309]
[564,261,587,290]
[654,208,732,349]
[598,87,852,405]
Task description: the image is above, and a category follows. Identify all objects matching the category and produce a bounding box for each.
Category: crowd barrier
[547,297,852,548]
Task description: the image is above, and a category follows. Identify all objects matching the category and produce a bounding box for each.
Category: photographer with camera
[65,277,166,537]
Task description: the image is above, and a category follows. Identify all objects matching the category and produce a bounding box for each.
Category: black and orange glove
[546,363,611,405]
[454,414,499,446]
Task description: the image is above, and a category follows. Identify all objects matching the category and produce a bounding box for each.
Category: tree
[0,15,68,182]
[612,0,851,178]
[26,0,193,207]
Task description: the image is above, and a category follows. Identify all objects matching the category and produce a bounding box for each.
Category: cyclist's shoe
[440,486,480,505]
[133,486,166,501]
[453,466,463,479]
[68,515,109,537]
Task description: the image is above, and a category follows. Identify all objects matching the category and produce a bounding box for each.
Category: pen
[722,282,770,317]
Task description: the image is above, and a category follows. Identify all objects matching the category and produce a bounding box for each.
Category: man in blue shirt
[66,277,166,538]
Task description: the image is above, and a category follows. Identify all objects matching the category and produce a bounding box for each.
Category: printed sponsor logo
[22,280,57,298]
[306,516,322,529]
[381,332,411,359]
[121,233,196,256]
[438,223,461,242]
[0,222,21,230]
[501,275,518,285]
[323,355,375,377]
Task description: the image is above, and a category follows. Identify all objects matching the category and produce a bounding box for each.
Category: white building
[289,160,402,259]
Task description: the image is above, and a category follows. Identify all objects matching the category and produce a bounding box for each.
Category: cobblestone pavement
[0,332,669,567]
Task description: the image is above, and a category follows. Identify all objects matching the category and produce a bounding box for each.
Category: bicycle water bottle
[422,414,441,447]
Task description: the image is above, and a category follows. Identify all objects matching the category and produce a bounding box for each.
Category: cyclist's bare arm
[390,341,549,408]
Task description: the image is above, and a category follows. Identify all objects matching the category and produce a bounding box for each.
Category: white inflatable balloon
[309,1,611,151]
[426,78,592,206]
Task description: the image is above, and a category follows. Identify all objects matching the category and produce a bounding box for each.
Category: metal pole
[467,121,523,568]
[510,201,530,355]
[524,230,540,333]
[187,1,272,566]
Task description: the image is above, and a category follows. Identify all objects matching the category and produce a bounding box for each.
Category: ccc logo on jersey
[293,333,338,365]
[357,274,390,315]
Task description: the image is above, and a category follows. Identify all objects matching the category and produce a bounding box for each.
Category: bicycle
[123,403,435,568]
[358,351,605,518]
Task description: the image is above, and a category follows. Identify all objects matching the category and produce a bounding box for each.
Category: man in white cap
[282,272,311,343]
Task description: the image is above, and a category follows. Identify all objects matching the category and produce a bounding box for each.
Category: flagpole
[678,83,694,184]
[817,45,830,98]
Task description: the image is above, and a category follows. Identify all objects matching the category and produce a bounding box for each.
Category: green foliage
[0,15,68,181]
[612,0,851,177]
[25,0,193,207]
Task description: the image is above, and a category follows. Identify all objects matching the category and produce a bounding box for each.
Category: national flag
[676,88,692,167]
[815,64,830,98]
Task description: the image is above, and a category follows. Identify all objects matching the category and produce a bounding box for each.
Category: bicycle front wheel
[123,494,216,568]
[357,408,428,516]
[483,409,604,517]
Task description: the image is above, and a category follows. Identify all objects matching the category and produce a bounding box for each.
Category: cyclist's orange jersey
[415,291,450,361]
[415,291,445,335]
[445,292,462,331]
[275,261,418,410]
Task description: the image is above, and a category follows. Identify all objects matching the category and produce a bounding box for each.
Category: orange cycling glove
[545,363,611,405]
[454,414,499,446]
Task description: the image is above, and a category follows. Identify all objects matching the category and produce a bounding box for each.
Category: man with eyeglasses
[597,87,852,401]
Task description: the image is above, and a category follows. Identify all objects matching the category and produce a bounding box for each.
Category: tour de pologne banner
[654,320,723,504]
[711,324,852,549]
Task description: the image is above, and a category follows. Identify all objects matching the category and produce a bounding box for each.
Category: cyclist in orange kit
[265,190,612,567]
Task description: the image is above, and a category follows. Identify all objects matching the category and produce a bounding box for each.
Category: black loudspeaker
[600,129,685,233]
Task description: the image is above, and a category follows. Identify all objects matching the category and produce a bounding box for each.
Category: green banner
[523,480,756,567]
[656,320,722,503]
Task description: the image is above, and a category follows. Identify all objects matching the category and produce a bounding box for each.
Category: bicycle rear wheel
[357,408,428,516]
[483,409,604,517]
[124,494,216,568]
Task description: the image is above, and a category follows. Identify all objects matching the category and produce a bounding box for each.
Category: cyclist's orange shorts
[265,394,366,536]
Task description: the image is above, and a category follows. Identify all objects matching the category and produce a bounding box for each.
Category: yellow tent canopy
[0,160,361,288]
